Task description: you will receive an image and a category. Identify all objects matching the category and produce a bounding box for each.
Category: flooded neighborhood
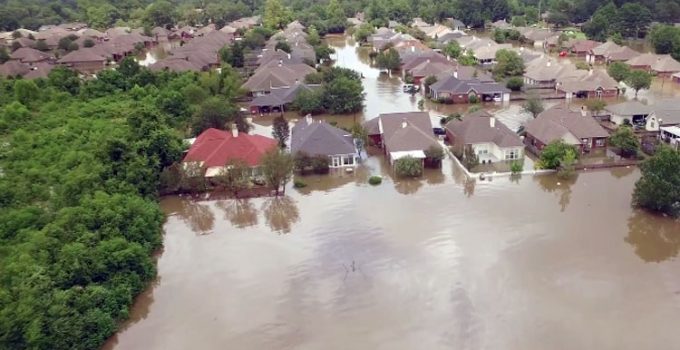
[104,36,680,350]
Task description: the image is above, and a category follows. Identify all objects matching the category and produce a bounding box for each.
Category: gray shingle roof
[291,118,356,156]
[526,105,609,145]
[445,110,523,147]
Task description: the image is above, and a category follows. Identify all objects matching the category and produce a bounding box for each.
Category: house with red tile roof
[183,128,278,177]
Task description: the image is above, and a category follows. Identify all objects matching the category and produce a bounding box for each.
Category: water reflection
[534,173,579,212]
[610,166,636,179]
[215,199,258,229]
[625,210,680,263]
[174,197,215,234]
[261,196,300,234]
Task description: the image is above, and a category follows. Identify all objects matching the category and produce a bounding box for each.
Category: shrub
[368,175,382,185]
[539,140,578,169]
[293,179,307,188]
[510,160,523,174]
[394,156,423,177]
[468,94,480,104]
[311,155,330,174]
[506,77,524,91]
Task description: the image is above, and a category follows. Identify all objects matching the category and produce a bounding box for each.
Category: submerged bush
[368,175,382,185]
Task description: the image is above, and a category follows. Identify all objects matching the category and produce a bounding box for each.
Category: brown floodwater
[104,154,680,350]
[104,35,680,350]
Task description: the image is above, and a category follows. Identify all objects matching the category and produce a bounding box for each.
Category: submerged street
[105,36,680,350]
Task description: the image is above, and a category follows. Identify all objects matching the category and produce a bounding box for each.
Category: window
[343,155,354,165]
[505,150,517,160]
[595,138,605,147]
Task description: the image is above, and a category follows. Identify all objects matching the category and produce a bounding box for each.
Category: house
[472,43,513,65]
[605,46,639,63]
[524,57,579,89]
[23,62,55,79]
[446,18,466,31]
[436,31,467,45]
[651,55,680,77]
[183,128,278,178]
[672,71,680,83]
[556,69,619,99]
[291,115,359,168]
[604,100,653,127]
[488,19,510,29]
[517,27,557,48]
[445,110,524,164]
[407,60,457,84]
[57,48,107,74]
[524,105,610,154]
[149,58,203,72]
[569,39,601,56]
[644,98,680,131]
[243,63,316,96]
[10,47,53,65]
[586,41,623,64]
[401,51,450,72]
[249,83,320,114]
[430,74,510,103]
[0,60,31,77]
[363,111,440,164]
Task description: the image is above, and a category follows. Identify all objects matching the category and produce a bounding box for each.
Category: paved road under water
[105,36,680,350]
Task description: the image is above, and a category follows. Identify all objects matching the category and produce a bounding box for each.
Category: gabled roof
[606,46,639,62]
[652,55,680,73]
[23,62,55,79]
[149,58,202,72]
[625,52,661,67]
[291,118,356,156]
[409,60,457,78]
[569,39,601,53]
[430,75,509,94]
[10,47,52,63]
[0,61,30,77]
[446,110,523,147]
[605,100,652,117]
[367,112,439,153]
[249,83,320,107]
[57,48,107,63]
[591,41,622,56]
[651,98,680,125]
[557,69,618,92]
[526,105,609,145]
[183,128,277,168]
[243,63,316,92]
[401,51,449,71]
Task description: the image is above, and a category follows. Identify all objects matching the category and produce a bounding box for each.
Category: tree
[34,40,49,51]
[632,146,680,217]
[325,0,347,33]
[506,76,524,91]
[351,123,368,156]
[215,159,250,196]
[617,2,652,38]
[458,50,477,66]
[539,140,578,169]
[83,38,95,48]
[424,145,445,168]
[191,97,238,134]
[424,75,437,96]
[263,0,291,30]
[522,94,544,118]
[649,24,680,54]
[608,62,631,82]
[354,23,375,43]
[14,79,39,106]
[609,126,640,158]
[322,76,364,114]
[585,99,607,116]
[375,47,401,73]
[625,70,652,98]
[261,149,294,195]
[272,115,290,148]
[462,144,479,169]
[443,41,462,59]
[557,148,577,178]
[511,16,527,27]
[144,0,177,27]
[275,40,291,53]
[394,156,423,177]
[0,47,9,64]
[292,89,324,115]
[493,28,507,43]
[493,49,524,79]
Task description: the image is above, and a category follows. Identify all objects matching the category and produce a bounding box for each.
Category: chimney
[232,128,239,137]
[489,116,496,128]
[580,106,587,117]
[401,119,408,128]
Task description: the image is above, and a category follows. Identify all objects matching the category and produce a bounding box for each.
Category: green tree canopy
[633,146,680,217]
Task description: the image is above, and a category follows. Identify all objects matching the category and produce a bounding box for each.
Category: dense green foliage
[633,146,680,217]
[625,70,652,97]
[607,62,631,83]
[375,47,401,73]
[493,49,524,79]
[506,76,524,91]
[609,126,640,157]
[294,67,364,114]
[0,58,249,348]
[538,140,578,169]
[394,156,423,177]
[368,175,382,185]
[649,24,680,60]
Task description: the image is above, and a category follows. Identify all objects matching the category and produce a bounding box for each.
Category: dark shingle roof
[291,118,356,156]
[446,110,523,147]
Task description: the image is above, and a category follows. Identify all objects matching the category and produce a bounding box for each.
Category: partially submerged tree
[632,146,680,217]
[493,49,524,79]
[215,159,250,196]
[424,145,445,168]
[394,156,423,177]
[609,126,640,158]
[375,47,401,74]
[557,148,577,179]
[272,115,290,148]
[539,140,579,169]
[522,94,544,118]
[585,99,607,116]
[626,70,652,98]
[261,149,294,195]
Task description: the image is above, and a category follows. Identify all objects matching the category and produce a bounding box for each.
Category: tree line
[0,58,260,348]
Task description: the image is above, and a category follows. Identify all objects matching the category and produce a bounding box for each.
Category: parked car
[403,84,420,93]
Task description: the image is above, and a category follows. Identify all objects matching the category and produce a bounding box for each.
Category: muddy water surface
[104,35,680,350]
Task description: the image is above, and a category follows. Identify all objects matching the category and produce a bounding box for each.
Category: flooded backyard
[105,36,680,349]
